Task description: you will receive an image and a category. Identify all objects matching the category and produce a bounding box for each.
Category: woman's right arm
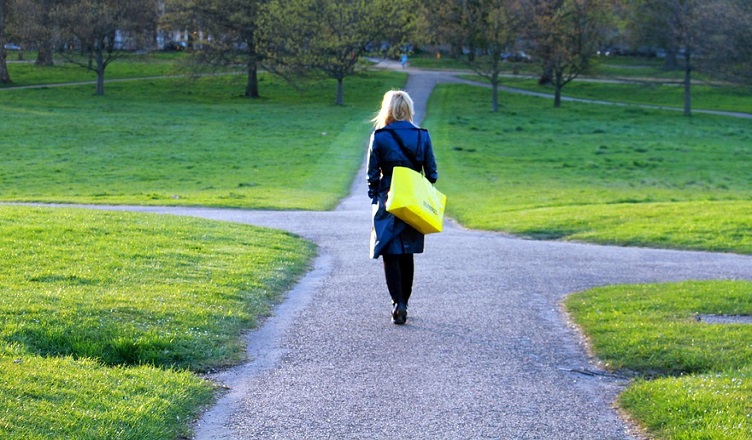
[422,131,438,184]
[366,133,380,200]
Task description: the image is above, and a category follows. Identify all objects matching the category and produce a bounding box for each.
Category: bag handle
[385,129,422,173]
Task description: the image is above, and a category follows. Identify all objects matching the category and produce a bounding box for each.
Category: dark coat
[366,121,438,259]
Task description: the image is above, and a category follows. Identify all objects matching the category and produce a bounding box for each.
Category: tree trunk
[245,54,259,98]
[36,7,55,66]
[539,65,553,85]
[683,52,692,117]
[335,77,344,106]
[554,70,563,108]
[95,49,105,96]
[0,0,11,84]
[491,76,499,113]
[554,84,562,108]
[0,48,9,83]
[490,55,501,113]
[664,47,678,70]
[36,42,55,66]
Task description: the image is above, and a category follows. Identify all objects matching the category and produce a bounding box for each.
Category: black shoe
[392,303,407,325]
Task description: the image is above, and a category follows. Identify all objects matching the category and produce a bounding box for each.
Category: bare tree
[423,0,521,112]
[418,0,474,58]
[162,0,267,98]
[55,0,158,95]
[628,0,712,116]
[694,0,752,85]
[522,0,612,108]
[264,0,407,106]
[6,0,55,66]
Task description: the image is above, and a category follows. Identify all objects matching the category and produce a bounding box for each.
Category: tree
[7,0,51,66]
[628,0,752,116]
[0,0,11,83]
[693,0,752,85]
[12,0,60,66]
[264,0,407,106]
[423,0,521,112]
[55,0,158,95]
[162,0,267,98]
[418,0,474,58]
[522,0,612,108]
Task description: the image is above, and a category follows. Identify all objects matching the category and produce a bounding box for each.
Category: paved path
[18,67,752,438]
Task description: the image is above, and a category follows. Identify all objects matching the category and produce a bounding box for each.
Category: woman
[366,90,438,325]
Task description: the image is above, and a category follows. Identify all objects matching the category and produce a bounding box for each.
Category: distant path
[14,65,751,439]
[369,58,752,119]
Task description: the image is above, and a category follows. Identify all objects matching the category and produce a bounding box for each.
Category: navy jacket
[366,121,438,259]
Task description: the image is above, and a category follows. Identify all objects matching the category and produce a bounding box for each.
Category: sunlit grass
[566,281,752,439]
[0,70,406,209]
[424,83,752,254]
[0,205,315,438]
[0,354,214,440]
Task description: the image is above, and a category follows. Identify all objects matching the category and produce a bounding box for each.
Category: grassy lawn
[566,281,752,439]
[500,77,752,114]
[444,53,750,113]
[424,83,752,255]
[1,52,193,87]
[0,205,315,438]
[0,70,406,210]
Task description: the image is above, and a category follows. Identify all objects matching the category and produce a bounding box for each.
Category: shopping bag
[386,166,447,234]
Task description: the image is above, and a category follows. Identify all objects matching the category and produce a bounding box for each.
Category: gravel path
[17,65,752,439]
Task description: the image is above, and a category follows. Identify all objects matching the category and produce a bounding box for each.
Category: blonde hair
[372,90,415,129]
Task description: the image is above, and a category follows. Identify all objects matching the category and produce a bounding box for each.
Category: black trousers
[382,254,414,306]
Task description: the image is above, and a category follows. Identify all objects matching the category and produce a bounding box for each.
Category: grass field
[566,281,752,439]
[0,205,315,438]
[500,77,752,114]
[423,83,752,255]
[1,52,193,87]
[0,70,406,210]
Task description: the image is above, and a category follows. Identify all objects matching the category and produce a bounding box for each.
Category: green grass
[0,355,214,439]
[423,83,752,254]
[566,281,752,439]
[1,52,190,87]
[620,367,752,439]
[586,56,668,80]
[0,205,315,438]
[500,77,752,114]
[566,281,752,375]
[0,70,406,209]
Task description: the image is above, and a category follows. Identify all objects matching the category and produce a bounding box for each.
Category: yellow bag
[386,166,447,234]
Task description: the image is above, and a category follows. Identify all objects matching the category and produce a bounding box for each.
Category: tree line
[1,0,750,114]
